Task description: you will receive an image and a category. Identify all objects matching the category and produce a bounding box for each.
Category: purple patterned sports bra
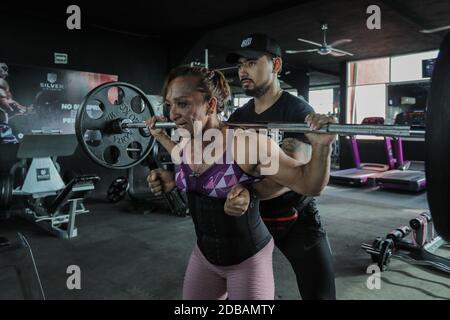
[175,129,258,198]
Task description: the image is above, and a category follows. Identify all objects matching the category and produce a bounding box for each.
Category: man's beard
[243,80,271,98]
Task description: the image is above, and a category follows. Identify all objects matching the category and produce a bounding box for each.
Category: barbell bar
[121,120,425,139]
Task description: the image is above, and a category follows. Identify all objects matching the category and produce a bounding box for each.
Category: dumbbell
[361,238,394,271]
[387,226,411,241]
[410,212,434,246]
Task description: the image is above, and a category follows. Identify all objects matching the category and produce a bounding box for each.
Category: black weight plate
[75,82,156,169]
[426,31,450,241]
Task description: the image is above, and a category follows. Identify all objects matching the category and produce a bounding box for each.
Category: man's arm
[252,178,287,200]
[252,137,312,200]
[281,137,312,164]
[260,137,332,197]
[238,114,335,197]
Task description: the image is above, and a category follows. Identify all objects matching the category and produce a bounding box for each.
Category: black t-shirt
[228,91,316,218]
[228,91,314,142]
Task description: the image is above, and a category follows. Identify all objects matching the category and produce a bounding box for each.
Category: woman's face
[165,76,209,135]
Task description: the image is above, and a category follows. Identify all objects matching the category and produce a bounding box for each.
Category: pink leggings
[182,238,275,300]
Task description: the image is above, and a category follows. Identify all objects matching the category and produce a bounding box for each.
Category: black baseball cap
[226,33,282,64]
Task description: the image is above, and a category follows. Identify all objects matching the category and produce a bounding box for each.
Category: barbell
[75,82,425,170]
[74,32,450,241]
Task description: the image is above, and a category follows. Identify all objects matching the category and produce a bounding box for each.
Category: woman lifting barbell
[145,65,336,300]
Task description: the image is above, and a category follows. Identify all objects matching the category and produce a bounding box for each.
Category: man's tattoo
[281,138,304,154]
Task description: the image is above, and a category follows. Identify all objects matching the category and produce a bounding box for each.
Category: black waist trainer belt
[187,192,272,266]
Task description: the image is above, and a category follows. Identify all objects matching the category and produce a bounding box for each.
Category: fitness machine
[6,131,99,238]
[330,118,394,186]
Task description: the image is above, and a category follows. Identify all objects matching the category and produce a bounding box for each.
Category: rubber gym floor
[0,185,449,300]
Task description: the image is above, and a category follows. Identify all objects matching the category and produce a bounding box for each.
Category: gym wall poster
[0,62,118,143]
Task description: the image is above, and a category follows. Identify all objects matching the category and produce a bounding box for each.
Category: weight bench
[11,133,99,238]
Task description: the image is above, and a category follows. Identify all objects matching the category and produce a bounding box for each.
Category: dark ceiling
[187,0,450,87]
[4,0,450,88]
[3,0,303,35]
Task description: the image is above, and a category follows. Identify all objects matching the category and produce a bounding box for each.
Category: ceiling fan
[286,23,354,57]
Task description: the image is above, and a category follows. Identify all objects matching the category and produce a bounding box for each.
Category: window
[346,50,438,137]
[347,58,390,86]
[347,84,386,140]
[309,89,334,114]
[347,58,390,136]
[347,84,386,124]
[391,50,439,82]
